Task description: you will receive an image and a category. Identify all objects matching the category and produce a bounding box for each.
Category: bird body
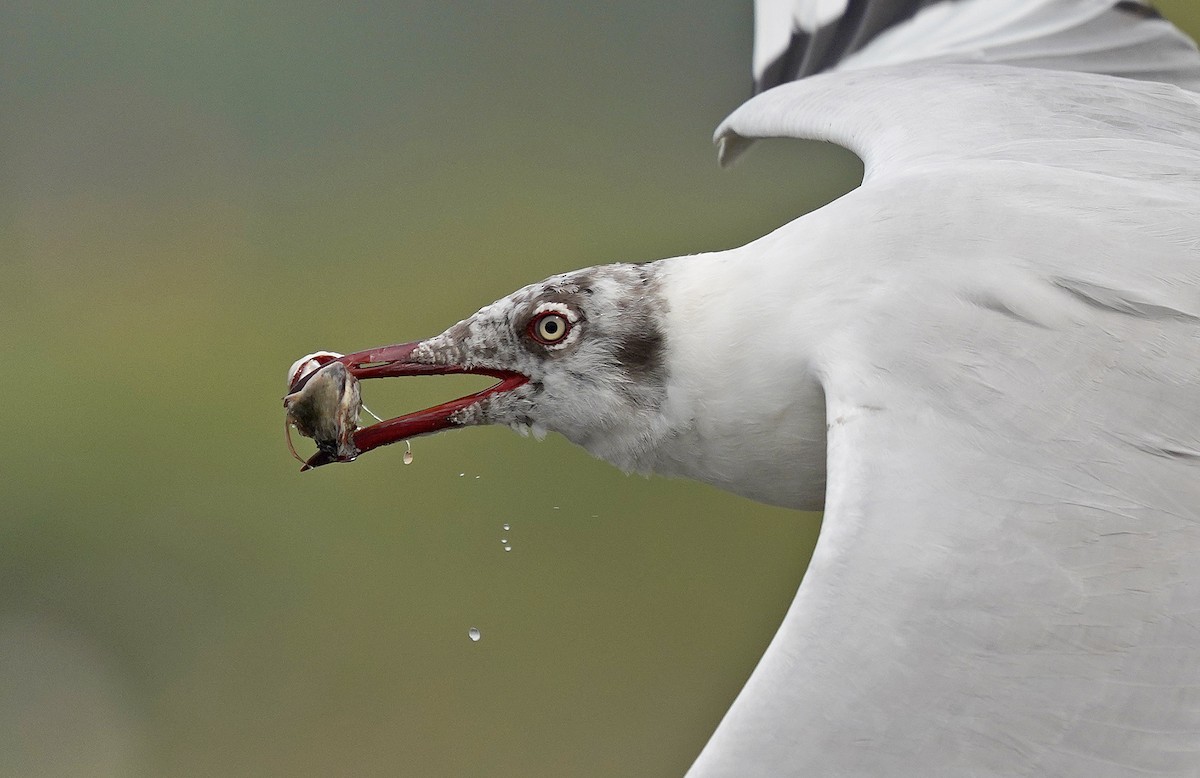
[689,64,1200,775]
[288,2,1200,774]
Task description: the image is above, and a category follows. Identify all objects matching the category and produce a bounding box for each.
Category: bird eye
[529,312,571,345]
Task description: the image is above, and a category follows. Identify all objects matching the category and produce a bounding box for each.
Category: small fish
[283,353,363,468]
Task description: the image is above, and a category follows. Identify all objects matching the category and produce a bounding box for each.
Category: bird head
[292,263,671,470]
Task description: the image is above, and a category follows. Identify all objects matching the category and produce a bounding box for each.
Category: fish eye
[529,311,571,345]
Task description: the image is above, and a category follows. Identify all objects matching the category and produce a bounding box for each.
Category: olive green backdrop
[3,3,1197,776]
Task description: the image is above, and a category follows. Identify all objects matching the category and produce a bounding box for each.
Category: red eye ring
[528,311,572,345]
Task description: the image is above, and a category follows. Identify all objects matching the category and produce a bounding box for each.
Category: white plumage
[690,63,1200,775]
[302,1,1200,773]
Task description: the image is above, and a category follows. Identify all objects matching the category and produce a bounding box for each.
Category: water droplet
[552,506,560,510]
[502,523,510,531]
[500,538,508,544]
[503,546,512,552]
[402,441,413,465]
[474,475,480,479]
[459,473,465,477]
[468,627,481,642]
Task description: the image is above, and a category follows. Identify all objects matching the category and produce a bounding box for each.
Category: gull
[292,1,1200,774]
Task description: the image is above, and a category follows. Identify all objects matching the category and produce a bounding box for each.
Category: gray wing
[693,67,1200,775]
[752,0,1200,92]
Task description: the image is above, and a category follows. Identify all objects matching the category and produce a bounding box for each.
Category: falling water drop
[468,627,481,642]
[503,546,512,552]
[500,538,508,544]
[502,523,511,531]
[402,441,414,465]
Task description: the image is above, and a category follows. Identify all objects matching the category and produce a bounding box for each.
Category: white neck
[640,219,842,510]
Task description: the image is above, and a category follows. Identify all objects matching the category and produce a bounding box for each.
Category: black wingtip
[1113,1,1163,20]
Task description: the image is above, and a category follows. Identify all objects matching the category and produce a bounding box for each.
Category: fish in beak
[284,344,528,471]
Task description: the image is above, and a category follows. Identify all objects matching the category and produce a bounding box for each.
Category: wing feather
[716,64,1200,184]
[691,64,1200,777]
[752,0,1200,92]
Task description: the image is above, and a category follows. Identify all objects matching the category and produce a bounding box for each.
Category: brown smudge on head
[612,263,667,383]
[613,324,665,381]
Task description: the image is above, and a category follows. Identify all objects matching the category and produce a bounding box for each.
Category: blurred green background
[3,3,1197,776]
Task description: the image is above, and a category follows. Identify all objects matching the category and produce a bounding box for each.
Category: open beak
[290,342,528,471]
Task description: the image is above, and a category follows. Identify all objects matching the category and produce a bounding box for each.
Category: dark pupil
[544,319,559,334]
